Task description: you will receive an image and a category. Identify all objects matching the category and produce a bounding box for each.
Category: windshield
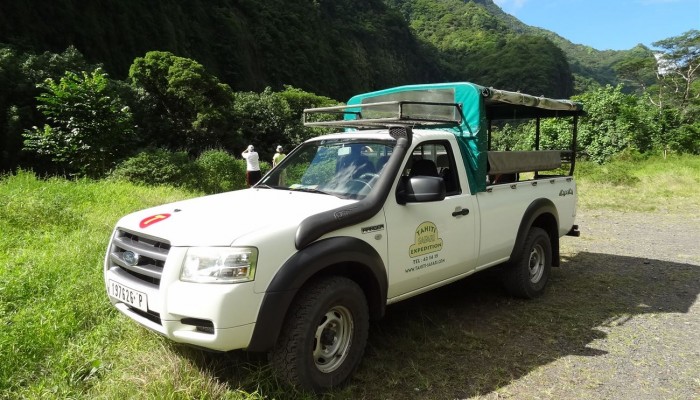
[258,138,395,200]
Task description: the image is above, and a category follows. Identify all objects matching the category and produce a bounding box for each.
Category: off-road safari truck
[104,82,583,392]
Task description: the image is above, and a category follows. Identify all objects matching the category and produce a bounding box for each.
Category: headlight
[181,247,257,283]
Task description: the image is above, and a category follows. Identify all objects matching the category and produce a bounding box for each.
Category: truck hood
[116,188,354,246]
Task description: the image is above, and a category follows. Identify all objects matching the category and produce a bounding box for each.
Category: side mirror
[396,176,446,204]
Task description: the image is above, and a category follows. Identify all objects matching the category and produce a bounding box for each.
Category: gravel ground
[487,209,700,400]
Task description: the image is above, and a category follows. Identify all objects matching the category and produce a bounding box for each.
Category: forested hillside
[0,0,646,99]
[385,0,570,97]
[0,0,445,100]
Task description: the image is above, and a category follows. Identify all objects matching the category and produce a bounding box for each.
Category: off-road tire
[270,276,369,392]
[502,227,552,299]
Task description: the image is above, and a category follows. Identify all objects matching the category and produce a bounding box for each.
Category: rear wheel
[270,276,369,392]
[502,227,552,298]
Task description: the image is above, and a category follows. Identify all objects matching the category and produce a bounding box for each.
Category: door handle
[452,207,470,217]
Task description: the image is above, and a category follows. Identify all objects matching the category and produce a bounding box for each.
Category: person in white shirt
[241,145,261,187]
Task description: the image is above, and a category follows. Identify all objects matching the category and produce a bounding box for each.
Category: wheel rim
[528,243,545,283]
[313,305,354,373]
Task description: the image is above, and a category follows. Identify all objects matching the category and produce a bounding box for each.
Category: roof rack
[303,101,464,130]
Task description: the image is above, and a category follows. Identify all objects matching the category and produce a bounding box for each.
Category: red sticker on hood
[139,213,171,228]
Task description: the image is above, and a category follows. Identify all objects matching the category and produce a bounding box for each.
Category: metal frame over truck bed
[303,82,585,194]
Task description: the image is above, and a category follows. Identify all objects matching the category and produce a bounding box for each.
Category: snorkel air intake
[294,127,412,250]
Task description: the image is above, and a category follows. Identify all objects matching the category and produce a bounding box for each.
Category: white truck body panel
[114,189,353,247]
[476,178,577,266]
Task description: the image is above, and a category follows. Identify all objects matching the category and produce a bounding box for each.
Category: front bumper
[105,245,262,351]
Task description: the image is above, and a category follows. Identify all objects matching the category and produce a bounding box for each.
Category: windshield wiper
[255,184,279,190]
[291,187,332,196]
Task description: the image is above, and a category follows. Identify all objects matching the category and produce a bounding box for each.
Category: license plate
[109,280,148,312]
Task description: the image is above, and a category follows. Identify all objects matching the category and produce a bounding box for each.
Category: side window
[404,141,461,195]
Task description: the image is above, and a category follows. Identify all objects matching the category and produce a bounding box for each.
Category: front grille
[109,229,170,286]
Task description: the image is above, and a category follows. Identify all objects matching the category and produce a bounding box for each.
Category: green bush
[109,148,273,194]
[193,149,246,193]
[109,149,195,187]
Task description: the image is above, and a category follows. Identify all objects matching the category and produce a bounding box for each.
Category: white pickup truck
[104,82,582,392]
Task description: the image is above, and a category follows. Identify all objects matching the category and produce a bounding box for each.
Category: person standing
[241,145,261,187]
[272,145,286,167]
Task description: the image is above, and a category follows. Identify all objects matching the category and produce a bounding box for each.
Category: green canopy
[345,82,583,193]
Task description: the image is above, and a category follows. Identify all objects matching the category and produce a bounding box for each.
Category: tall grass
[0,171,234,399]
[1,155,698,399]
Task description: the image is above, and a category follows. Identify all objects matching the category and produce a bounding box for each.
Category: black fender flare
[246,236,387,352]
[510,198,561,266]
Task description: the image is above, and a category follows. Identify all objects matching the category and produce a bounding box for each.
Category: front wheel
[502,227,552,298]
[270,276,369,392]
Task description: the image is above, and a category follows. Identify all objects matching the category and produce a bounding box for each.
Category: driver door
[384,140,478,298]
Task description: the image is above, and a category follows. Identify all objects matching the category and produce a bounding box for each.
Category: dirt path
[565,209,700,265]
[489,209,700,400]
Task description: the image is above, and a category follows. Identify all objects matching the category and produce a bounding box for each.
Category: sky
[493,0,700,51]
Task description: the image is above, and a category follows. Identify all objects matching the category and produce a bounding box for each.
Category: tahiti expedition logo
[409,221,443,258]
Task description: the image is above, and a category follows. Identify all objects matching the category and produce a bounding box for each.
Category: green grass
[1,155,698,399]
[575,154,700,215]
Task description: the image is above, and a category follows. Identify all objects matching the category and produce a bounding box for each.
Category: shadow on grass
[185,252,700,399]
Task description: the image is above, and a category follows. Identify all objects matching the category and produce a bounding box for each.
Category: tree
[645,30,700,155]
[573,85,657,163]
[231,87,293,163]
[22,68,135,178]
[278,85,336,146]
[652,29,700,111]
[229,86,338,162]
[613,47,657,94]
[0,46,95,173]
[128,51,237,155]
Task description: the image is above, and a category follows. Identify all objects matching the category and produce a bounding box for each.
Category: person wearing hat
[241,145,261,187]
[272,145,286,167]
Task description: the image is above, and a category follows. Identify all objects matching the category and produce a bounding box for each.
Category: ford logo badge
[123,251,140,266]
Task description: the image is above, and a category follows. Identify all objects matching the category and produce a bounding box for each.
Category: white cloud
[493,0,529,14]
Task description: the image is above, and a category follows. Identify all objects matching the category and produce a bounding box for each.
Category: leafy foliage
[613,46,658,94]
[652,30,700,111]
[193,149,246,193]
[231,86,337,163]
[128,51,237,155]
[278,85,337,145]
[573,85,657,163]
[0,46,96,172]
[22,68,135,177]
[109,148,271,194]
[109,148,196,187]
